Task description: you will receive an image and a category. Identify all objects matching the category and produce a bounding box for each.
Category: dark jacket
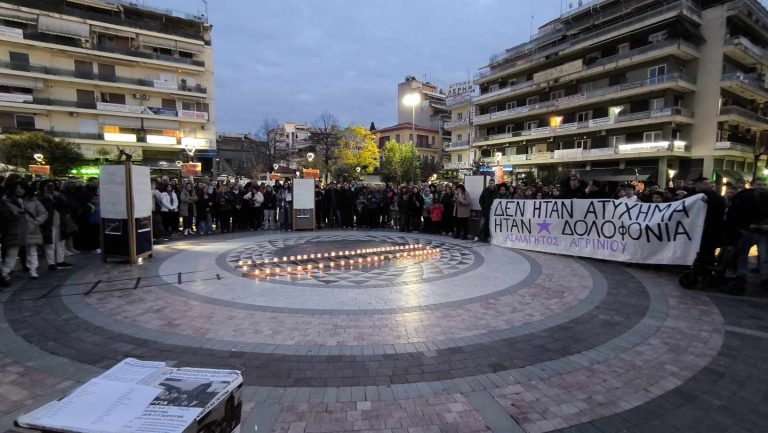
[479,186,496,215]
[2,196,48,247]
[262,191,277,210]
[39,192,70,244]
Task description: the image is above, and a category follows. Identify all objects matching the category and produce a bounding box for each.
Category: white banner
[491,195,707,265]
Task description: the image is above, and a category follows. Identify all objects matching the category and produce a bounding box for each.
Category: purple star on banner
[537,220,552,234]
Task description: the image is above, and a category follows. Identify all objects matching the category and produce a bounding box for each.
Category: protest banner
[490,195,706,265]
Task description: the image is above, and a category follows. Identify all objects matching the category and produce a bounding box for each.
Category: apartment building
[216,132,263,178]
[0,0,215,167]
[268,121,312,167]
[397,76,449,133]
[471,0,768,186]
[374,122,443,162]
[443,80,476,178]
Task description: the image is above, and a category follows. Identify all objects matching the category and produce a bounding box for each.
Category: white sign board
[464,175,486,211]
[131,165,152,218]
[292,178,315,210]
[99,165,128,219]
[491,195,706,265]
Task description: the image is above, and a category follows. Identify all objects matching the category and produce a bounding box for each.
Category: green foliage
[419,156,444,181]
[380,140,420,184]
[0,132,83,176]
[337,125,380,179]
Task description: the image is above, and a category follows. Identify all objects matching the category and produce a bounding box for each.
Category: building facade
[471,0,768,186]
[215,132,262,179]
[443,80,476,179]
[0,0,215,168]
[268,121,312,168]
[374,122,443,162]
[397,75,449,133]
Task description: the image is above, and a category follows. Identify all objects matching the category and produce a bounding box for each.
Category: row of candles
[236,244,429,268]
[237,245,439,278]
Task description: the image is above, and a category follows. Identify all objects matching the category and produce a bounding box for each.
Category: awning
[176,41,203,55]
[66,0,121,11]
[38,16,90,39]
[92,25,135,39]
[0,74,43,89]
[143,118,179,130]
[139,34,176,49]
[0,7,37,24]
[98,115,141,129]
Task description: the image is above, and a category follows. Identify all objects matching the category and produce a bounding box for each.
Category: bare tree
[309,111,341,183]
[254,118,289,175]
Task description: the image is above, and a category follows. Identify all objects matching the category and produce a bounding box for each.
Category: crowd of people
[2,169,767,290]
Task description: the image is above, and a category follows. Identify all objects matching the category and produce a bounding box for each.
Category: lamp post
[402,92,421,185]
[667,169,676,188]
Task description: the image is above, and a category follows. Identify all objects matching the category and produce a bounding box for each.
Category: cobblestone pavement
[0,229,766,433]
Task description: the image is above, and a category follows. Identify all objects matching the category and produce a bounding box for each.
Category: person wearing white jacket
[160,184,179,234]
[242,185,264,230]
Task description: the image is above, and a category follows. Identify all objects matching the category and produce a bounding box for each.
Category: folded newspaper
[16,358,243,433]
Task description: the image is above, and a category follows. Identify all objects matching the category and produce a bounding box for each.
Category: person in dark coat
[340,184,354,228]
[323,183,340,228]
[1,182,48,281]
[726,177,768,282]
[560,174,588,199]
[479,180,497,242]
[397,186,410,232]
[39,181,73,270]
[693,176,726,260]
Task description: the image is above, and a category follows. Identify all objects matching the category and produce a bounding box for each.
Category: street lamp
[668,169,676,188]
[494,152,502,166]
[33,153,44,164]
[402,92,421,185]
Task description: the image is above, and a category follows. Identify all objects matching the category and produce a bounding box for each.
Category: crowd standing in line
[1,171,767,290]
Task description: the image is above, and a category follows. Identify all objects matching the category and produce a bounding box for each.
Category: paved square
[0,230,766,433]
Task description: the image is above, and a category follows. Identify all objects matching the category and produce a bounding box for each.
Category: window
[97,63,116,82]
[525,120,539,130]
[395,134,401,143]
[74,60,93,79]
[9,51,29,71]
[506,101,517,110]
[550,89,565,101]
[506,125,514,133]
[526,96,539,106]
[608,135,626,146]
[617,42,630,54]
[457,154,463,163]
[577,82,593,93]
[489,84,499,92]
[648,64,667,84]
[650,97,665,112]
[15,114,35,129]
[161,98,177,110]
[609,105,624,117]
[101,92,126,104]
[648,31,668,43]
[409,133,414,142]
[76,89,96,108]
[576,111,592,122]
[575,139,590,148]
[181,101,209,112]
[457,134,463,141]
[431,136,435,146]
[457,112,463,120]
[488,106,498,114]
[643,131,663,142]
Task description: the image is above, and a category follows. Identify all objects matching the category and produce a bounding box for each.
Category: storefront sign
[97,102,149,114]
[69,166,100,176]
[303,168,320,180]
[491,196,706,265]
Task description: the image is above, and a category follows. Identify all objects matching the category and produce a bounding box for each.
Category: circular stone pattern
[223,234,478,287]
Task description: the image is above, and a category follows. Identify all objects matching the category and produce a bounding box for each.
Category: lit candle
[331,252,336,257]
[310,254,315,259]
[282,257,287,261]
[286,266,292,272]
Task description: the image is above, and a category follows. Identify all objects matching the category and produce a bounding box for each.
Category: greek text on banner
[490,195,706,265]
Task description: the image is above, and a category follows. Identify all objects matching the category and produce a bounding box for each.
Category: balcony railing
[443,140,470,150]
[1,96,208,120]
[720,105,768,124]
[0,128,186,146]
[443,119,471,130]
[481,141,685,164]
[475,39,696,102]
[474,73,693,125]
[477,107,694,143]
[721,73,768,95]
[728,0,768,29]
[715,141,755,153]
[18,31,205,68]
[0,59,207,94]
[476,1,699,80]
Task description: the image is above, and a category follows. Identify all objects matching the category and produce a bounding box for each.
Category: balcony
[443,140,470,150]
[715,141,755,153]
[0,59,207,94]
[10,31,205,69]
[474,73,695,126]
[0,96,208,122]
[719,105,768,127]
[443,119,470,130]
[727,0,768,34]
[0,128,198,149]
[721,73,768,102]
[724,36,768,67]
[477,107,694,144]
[474,39,698,104]
[475,1,699,82]
[444,161,472,170]
[480,141,686,165]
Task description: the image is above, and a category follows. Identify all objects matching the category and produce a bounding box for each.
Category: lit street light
[668,169,676,188]
[402,92,421,185]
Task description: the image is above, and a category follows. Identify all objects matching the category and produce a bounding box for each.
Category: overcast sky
[148,0,574,132]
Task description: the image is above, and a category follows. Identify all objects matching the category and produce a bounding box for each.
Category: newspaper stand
[292,178,316,231]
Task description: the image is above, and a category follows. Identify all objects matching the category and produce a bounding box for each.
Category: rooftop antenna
[529,15,535,39]
[202,0,208,17]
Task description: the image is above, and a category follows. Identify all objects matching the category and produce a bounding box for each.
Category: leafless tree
[254,118,289,175]
[309,111,341,183]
